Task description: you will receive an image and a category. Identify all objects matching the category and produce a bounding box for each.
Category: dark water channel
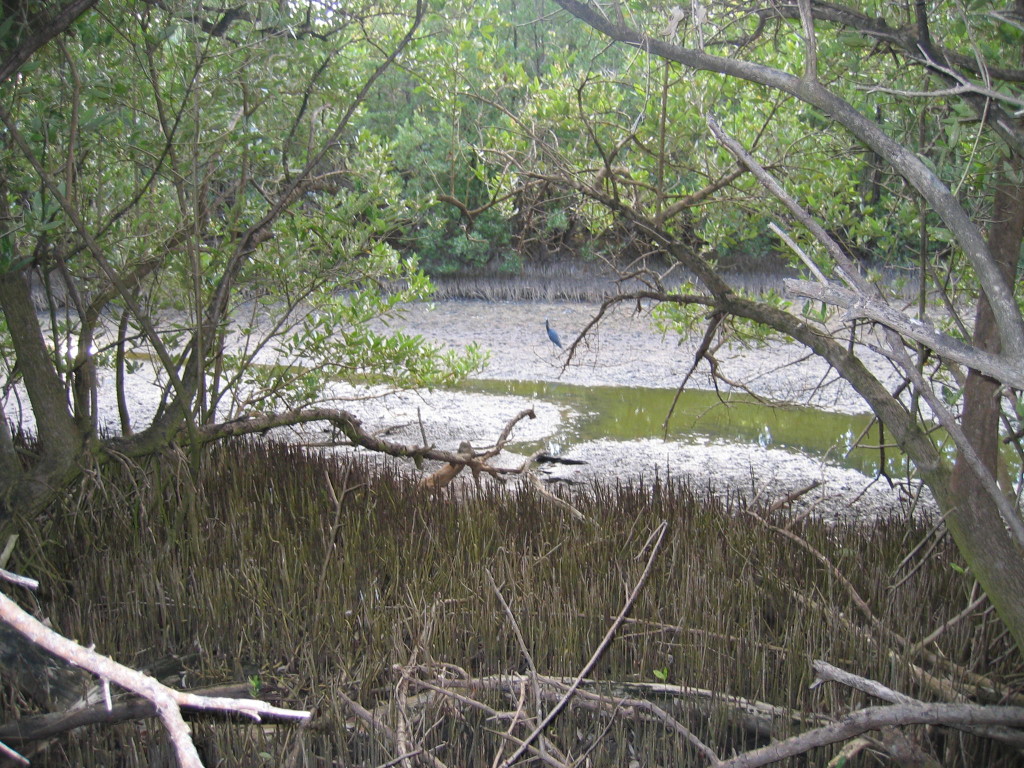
[463,379,909,477]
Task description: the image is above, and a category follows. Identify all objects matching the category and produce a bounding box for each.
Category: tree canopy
[0,0,491,515]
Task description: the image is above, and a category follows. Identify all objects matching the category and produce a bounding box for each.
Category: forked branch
[0,591,310,768]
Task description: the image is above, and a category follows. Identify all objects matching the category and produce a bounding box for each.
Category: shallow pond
[463,378,911,477]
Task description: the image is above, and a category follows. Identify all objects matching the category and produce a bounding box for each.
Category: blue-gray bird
[545,319,562,349]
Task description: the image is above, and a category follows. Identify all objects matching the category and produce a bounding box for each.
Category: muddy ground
[329,300,933,522]
[11,299,933,521]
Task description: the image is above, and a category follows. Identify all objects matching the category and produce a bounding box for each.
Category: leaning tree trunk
[947,173,1024,651]
[0,266,84,521]
[0,267,94,715]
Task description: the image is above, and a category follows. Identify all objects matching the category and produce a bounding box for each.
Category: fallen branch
[418,671,723,765]
[425,672,822,731]
[0,568,38,591]
[0,591,310,768]
[336,661,1024,768]
[419,440,476,491]
[741,507,879,629]
[812,659,1024,749]
[765,480,822,516]
[335,688,449,768]
[167,406,537,485]
[526,472,590,522]
[0,682,275,746]
[716,702,1024,768]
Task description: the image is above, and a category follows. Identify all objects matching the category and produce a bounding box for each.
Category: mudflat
[339,300,932,522]
[13,299,930,521]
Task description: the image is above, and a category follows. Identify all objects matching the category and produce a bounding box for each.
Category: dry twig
[812,659,1024,749]
[717,702,1024,768]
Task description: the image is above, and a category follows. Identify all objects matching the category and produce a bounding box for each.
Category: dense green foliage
[2,0,1018,407]
[0,1,489,424]
[368,0,1016,281]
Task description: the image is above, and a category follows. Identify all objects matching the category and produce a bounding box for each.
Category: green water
[462,379,909,477]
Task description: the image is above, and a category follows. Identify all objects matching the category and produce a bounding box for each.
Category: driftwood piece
[0,682,269,746]
[419,440,476,491]
[716,702,1024,768]
[417,409,538,491]
[813,659,1024,750]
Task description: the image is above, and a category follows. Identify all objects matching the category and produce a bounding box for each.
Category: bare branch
[0,591,310,768]
[0,682,284,747]
[812,658,1024,749]
[716,701,1024,768]
[857,81,1024,113]
[797,0,817,81]
[769,223,827,284]
[336,687,450,768]
[0,737,27,766]
[525,472,590,523]
[143,406,540,483]
[811,660,916,704]
[784,278,1024,390]
[419,668,724,765]
[891,337,1024,550]
[551,0,1024,358]
[707,116,863,291]
[0,568,38,591]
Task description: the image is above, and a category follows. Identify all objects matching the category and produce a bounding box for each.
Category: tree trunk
[0,267,82,520]
[948,176,1024,650]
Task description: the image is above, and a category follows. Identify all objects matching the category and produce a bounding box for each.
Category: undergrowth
[2,439,1020,766]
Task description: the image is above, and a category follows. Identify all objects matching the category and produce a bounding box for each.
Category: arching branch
[0,0,99,84]
[120,405,541,482]
[550,0,1024,361]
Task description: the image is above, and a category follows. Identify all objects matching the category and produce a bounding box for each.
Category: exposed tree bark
[948,173,1024,652]
[944,0,1024,662]
[0,268,83,511]
[0,682,259,746]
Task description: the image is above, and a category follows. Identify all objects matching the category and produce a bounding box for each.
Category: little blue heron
[545,319,563,349]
